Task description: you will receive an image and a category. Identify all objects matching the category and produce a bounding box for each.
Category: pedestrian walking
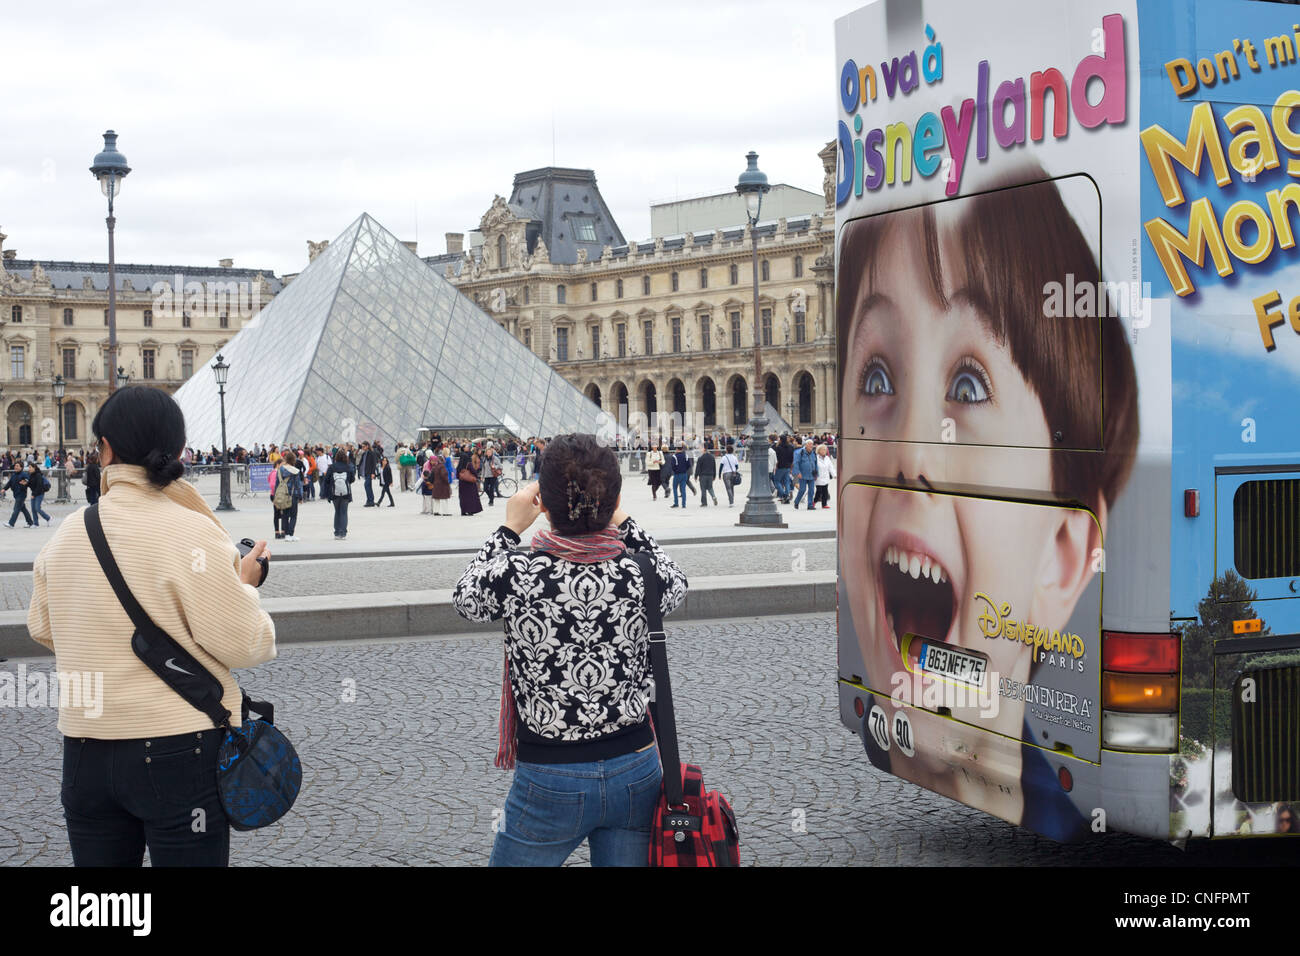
[26,385,276,866]
[669,443,690,508]
[452,433,688,867]
[83,450,102,506]
[774,435,794,503]
[813,443,836,509]
[482,447,502,506]
[694,445,717,507]
[324,449,355,539]
[647,443,665,500]
[29,463,53,526]
[718,443,741,506]
[378,456,395,507]
[792,439,817,510]
[271,450,303,541]
[5,465,33,528]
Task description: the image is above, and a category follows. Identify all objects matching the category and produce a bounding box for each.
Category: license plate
[918,643,987,688]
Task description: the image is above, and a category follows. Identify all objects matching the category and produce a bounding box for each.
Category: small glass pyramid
[173,213,612,450]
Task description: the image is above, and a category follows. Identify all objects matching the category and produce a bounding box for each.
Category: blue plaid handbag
[85,506,302,831]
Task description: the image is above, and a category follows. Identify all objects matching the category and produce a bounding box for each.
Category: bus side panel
[1140,0,1300,838]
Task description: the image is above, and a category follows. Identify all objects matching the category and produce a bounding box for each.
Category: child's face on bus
[838,208,1098,744]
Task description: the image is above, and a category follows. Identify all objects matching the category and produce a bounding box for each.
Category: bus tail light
[1101,630,1180,753]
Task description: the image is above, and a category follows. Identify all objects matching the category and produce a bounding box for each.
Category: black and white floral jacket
[453,518,688,761]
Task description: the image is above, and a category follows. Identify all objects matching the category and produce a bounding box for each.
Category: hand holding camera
[237,538,270,587]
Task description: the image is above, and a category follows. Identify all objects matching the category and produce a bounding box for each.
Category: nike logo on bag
[164,658,194,676]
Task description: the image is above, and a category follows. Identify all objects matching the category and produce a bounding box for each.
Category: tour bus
[836,0,1300,842]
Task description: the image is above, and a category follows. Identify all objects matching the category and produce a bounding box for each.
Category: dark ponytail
[91,385,187,488]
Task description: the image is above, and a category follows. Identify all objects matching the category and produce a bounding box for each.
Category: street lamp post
[735,151,785,528]
[52,375,70,503]
[90,131,130,395]
[212,353,235,512]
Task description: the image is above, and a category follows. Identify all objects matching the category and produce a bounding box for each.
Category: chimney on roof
[219,258,233,269]
[402,240,418,255]
[446,232,464,255]
[2,250,14,261]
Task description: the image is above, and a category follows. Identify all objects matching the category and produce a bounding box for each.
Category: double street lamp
[735,151,785,528]
[90,131,130,395]
[213,353,235,512]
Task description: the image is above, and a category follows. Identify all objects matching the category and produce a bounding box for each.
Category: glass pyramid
[173,213,612,450]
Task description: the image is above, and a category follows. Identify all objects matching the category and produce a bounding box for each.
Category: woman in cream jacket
[27,386,276,867]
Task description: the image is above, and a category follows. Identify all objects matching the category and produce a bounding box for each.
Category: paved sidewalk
[3,613,1267,867]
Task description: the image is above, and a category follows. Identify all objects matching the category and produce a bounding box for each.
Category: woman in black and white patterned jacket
[453,432,687,867]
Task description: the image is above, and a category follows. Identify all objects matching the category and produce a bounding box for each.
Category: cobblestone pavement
[0,539,834,610]
[1,614,1292,866]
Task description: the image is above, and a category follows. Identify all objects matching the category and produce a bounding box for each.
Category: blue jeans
[31,493,51,525]
[363,475,375,505]
[672,472,688,506]
[774,467,791,498]
[794,475,810,507]
[490,745,662,867]
[8,498,31,527]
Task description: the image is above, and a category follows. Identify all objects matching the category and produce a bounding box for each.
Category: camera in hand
[236,538,270,587]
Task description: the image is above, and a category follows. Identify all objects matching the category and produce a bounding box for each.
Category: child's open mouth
[881,545,956,663]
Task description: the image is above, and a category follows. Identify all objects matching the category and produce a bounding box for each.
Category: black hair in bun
[91,385,188,488]
[538,434,620,535]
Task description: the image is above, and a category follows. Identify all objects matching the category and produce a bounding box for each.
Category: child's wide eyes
[947,360,992,404]
[861,359,894,397]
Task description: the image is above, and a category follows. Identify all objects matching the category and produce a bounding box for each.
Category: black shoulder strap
[83,505,232,729]
[633,551,685,809]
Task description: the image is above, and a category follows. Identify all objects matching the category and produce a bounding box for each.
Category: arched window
[798,372,814,424]
[794,255,804,278]
[701,378,717,427]
[642,275,650,295]
[699,267,708,289]
[62,308,74,326]
[729,264,738,285]
[63,402,80,441]
[616,278,624,299]
[557,284,567,304]
[732,379,747,426]
[590,281,597,302]
[671,271,679,292]
[761,260,770,282]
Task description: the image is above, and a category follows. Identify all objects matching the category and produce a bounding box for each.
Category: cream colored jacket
[27,464,276,739]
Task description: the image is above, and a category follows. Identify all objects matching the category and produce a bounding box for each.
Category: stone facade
[443,143,840,441]
[0,228,280,450]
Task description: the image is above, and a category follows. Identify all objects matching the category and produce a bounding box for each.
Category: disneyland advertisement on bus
[836,0,1300,844]
[834,0,1152,842]
[1141,0,1300,839]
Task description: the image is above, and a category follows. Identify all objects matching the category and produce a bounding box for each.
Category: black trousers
[483,476,498,505]
[378,483,395,506]
[61,729,229,867]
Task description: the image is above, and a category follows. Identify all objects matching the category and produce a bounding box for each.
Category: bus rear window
[1234,479,1300,579]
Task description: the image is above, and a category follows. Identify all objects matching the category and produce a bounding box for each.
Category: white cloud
[1,0,846,275]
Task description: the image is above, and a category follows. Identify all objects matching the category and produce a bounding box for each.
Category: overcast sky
[1,0,849,277]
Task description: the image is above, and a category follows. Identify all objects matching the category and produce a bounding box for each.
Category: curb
[0,528,834,573]
[0,571,837,658]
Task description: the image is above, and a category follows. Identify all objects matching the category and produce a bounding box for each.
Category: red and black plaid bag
[633,553,740,867]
